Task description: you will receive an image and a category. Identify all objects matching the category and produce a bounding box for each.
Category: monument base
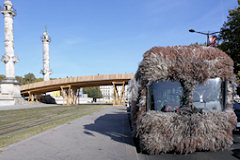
[1,77,20,85]
[0,78,28,105]
[1,82,21,97]
[0,94,15,106]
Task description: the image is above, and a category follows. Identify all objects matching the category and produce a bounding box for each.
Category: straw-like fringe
[137,111,236,154]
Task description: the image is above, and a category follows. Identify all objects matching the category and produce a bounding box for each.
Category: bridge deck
[20,74,135,95]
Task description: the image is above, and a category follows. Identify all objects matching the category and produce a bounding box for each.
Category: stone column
[0,0,22,103]
[1,0,19,84]
[41,26,52,81]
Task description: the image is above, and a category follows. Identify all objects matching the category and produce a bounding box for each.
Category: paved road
[0,106,137,160]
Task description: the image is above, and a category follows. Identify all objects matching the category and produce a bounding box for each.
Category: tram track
[0,112,80,136]
[0,105,107,138]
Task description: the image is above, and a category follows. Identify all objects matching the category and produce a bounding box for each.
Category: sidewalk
[0,106,137,160]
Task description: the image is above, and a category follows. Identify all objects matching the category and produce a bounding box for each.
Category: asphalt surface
[0,106,137,160]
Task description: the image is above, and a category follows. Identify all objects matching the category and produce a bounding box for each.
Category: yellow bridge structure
[20,73,135,106]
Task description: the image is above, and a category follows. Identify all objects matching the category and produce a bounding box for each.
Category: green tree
[34,78,43,83]
[83,87,103,102]
[16,76,24,84]
[218,2,240,81]
[0,75,5,83]
[23,73,36,84]
[190,42,206,46]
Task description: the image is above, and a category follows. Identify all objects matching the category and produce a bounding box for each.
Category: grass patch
[0,104,109,148]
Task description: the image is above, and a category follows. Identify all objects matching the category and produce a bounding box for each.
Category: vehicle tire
[134,136,142,153]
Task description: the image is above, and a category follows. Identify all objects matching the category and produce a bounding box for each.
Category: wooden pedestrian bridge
[20,73,135,106]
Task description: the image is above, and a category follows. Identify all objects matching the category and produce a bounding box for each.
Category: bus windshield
[147,78,224,112]
[147,81,182,112]
[193,78,223,111]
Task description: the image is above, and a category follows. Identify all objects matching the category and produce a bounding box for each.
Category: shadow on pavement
[83,111,134,146]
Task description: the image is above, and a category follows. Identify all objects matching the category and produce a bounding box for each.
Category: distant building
[100,85,128,101]
[100,86,113,100]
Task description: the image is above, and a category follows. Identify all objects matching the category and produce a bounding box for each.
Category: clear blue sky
[0,0,238,78]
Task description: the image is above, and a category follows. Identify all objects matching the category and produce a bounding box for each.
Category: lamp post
[189,29,220,46]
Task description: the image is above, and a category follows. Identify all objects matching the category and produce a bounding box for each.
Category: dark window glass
[147,81,182,112]
[193,78,223,111]
[147,78,225,112]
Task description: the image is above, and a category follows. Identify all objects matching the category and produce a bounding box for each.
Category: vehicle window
[147,81,182,112]
[147,78,225,112]
[193,78,223,111]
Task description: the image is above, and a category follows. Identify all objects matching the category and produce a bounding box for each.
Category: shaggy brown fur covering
[135,45,235,109]
[137,111,236,154]
[136,46,234,82]
[130,45,237,154]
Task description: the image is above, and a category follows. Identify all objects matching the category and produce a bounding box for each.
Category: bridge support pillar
[112,82,125,106]
[60,85,78,106]
[72,88,78,105]
[35,94,41,102]
[27,91,41,102]
[61,85,70,105]
[27,91,34,102]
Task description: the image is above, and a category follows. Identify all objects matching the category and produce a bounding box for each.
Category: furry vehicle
[128,45,237,154]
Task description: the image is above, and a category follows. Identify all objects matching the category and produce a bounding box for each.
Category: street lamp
[189,29,220,46]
